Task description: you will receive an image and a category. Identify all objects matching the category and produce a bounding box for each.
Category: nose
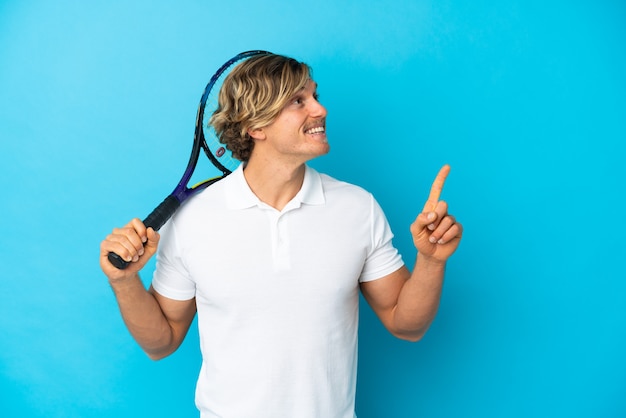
[308,97,327,118]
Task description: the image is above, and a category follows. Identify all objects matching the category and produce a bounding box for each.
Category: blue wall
[1,1,624,417]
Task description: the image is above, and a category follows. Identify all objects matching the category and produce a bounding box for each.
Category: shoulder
[315,171,375,208]
[311,169,392,226]
[312,167,371,197]
[180,179,227,213]
[165,175,232,232]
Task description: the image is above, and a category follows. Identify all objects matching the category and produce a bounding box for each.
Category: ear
[247,127,266,141]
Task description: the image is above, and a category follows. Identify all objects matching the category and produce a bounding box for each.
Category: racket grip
[107,195,181,270]
[143,195,181,231]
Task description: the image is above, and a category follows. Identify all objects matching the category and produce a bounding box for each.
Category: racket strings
[202,61,243,174]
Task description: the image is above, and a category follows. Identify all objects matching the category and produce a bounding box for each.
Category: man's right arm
[100,219,196,360]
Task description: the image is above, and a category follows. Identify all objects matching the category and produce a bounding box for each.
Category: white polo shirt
[152,164,404,418]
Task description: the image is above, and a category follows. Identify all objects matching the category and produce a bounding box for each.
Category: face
[248,79,329,165]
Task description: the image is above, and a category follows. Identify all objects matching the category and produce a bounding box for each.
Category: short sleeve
[358,195,404,282]
[151,220,196,301]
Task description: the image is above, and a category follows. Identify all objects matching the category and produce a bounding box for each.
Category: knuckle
[113,226,131,235]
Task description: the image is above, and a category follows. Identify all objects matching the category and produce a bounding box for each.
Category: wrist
[108,273,144,293]
[416,252,447,271]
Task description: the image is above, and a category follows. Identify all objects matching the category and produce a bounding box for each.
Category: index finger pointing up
[424,164,451,211]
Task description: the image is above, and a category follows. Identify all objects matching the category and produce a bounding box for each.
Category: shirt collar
[225,164,325,210]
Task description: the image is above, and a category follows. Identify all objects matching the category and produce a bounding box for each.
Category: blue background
[1,1,625,417]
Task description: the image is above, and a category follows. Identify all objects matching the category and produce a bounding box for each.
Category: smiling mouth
[304,120,326,135]
[305,126,325,134]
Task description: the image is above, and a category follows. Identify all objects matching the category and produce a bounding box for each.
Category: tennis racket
[108,50,270,269]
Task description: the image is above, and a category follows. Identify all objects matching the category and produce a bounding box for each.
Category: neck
[242,157,306,211]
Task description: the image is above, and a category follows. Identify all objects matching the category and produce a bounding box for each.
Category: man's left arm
[360,165,463,341]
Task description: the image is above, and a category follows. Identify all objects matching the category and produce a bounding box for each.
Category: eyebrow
[289,81,317,99]
[302,81,318,96]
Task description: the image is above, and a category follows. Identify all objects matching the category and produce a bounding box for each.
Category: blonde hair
[209,53,311,161]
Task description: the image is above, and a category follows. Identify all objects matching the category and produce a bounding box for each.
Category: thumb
[411,211,436,235]
[143,227,160,257]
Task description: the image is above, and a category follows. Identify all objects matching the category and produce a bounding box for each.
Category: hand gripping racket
[108,50,270,269]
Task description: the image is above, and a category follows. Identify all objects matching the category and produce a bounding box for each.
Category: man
[100,53,462,417]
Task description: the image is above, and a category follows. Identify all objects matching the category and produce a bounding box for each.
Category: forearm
[392,254,446,341]
[109,275,176,359]
[366,165,461,341]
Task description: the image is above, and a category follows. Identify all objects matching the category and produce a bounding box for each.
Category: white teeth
[306,126,325,134]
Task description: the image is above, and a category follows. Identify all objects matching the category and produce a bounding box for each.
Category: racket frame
[108,50,270,269]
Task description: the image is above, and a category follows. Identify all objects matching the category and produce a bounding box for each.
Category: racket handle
[143,194,181,231]
[107,195,181,270]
